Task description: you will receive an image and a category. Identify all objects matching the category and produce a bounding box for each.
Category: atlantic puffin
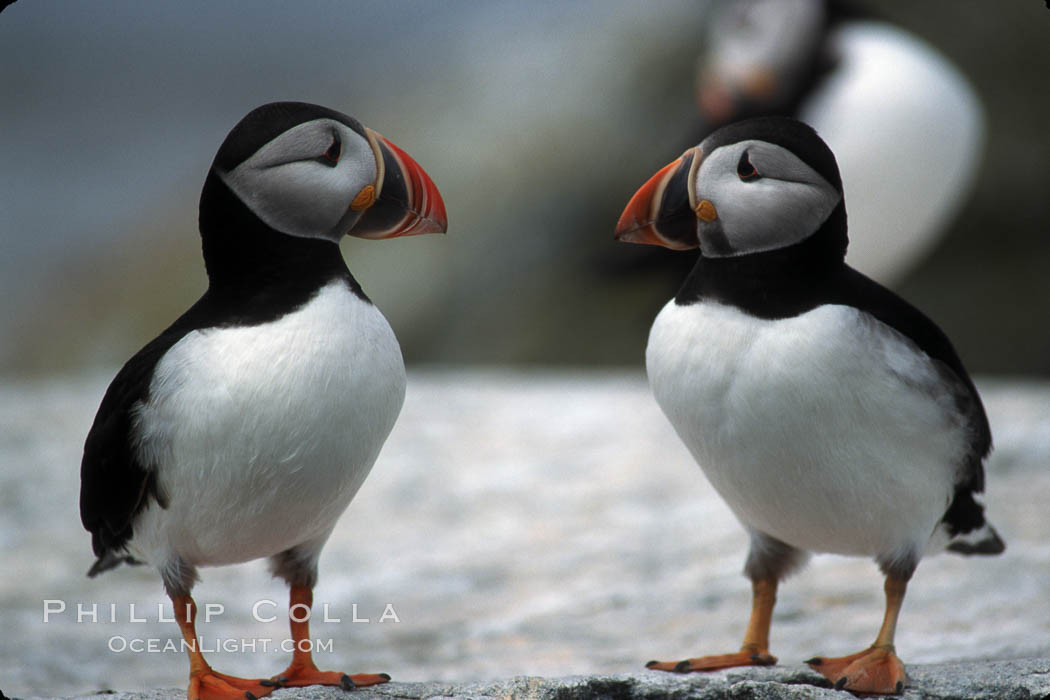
[615,116,1002,695]
[80,102,447,700]
[688,0,983,284]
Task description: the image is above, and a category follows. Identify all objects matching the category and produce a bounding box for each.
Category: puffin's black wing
[831,266,991,459]
[80,331,181,575]
[830,266,994,540]
[78,297,221,576]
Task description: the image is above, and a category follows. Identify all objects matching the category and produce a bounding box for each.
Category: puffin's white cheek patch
[695,141,841,257]
[220,120,378,241]
[225,162,351,236]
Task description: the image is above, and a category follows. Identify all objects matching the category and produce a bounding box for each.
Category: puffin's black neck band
[675,202,848,319]
[196,171,366,318]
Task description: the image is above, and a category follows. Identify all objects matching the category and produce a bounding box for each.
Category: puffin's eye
[737,150,760,181]
[319,135,341,167]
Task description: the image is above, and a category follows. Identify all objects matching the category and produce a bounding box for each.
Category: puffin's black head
[202,101,447,245]
[615,116,846,262]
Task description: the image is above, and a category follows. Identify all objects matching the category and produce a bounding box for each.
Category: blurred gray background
[1,0,1048,376]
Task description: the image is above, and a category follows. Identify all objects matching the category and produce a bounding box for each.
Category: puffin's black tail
[946,522,1005,555]
[941,488,1006,556]
[86,551,143,578]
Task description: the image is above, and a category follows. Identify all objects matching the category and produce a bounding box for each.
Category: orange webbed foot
[188,670,276,700]
[807,646,907,695]
[646,648,777,673]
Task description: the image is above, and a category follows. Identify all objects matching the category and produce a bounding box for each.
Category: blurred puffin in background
[688,0,984,284]
[81,102,447,700]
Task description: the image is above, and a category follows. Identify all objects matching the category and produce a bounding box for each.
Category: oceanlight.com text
[107,636,335,654]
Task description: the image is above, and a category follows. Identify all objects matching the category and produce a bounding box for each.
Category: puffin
[688,0,984,284]
[614,116,1003,695]
[80,102,447,700]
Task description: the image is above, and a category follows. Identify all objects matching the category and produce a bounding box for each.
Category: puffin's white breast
[646,300,967,560]
[130,280,406,568]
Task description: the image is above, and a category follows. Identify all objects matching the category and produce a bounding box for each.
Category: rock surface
[3,372,1049,697]
[25,659,1050,700]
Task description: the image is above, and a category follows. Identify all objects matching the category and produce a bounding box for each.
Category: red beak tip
[372,133,448,238]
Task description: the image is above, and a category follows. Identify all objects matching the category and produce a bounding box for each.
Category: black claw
[804,657,823,665]
[259,680,280,688]
[674,660,691,673]
[244,693,257,700]
[340,674,356,691]
[834,677,848,691]
[378,673,392,681]
[895,680,904,694]
[645,660,660,669]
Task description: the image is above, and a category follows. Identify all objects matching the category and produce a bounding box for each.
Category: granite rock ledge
[38,658,1050,700]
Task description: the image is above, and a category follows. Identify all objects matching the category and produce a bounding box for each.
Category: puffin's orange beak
[351,129,447,239]
[614,147,702,250]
